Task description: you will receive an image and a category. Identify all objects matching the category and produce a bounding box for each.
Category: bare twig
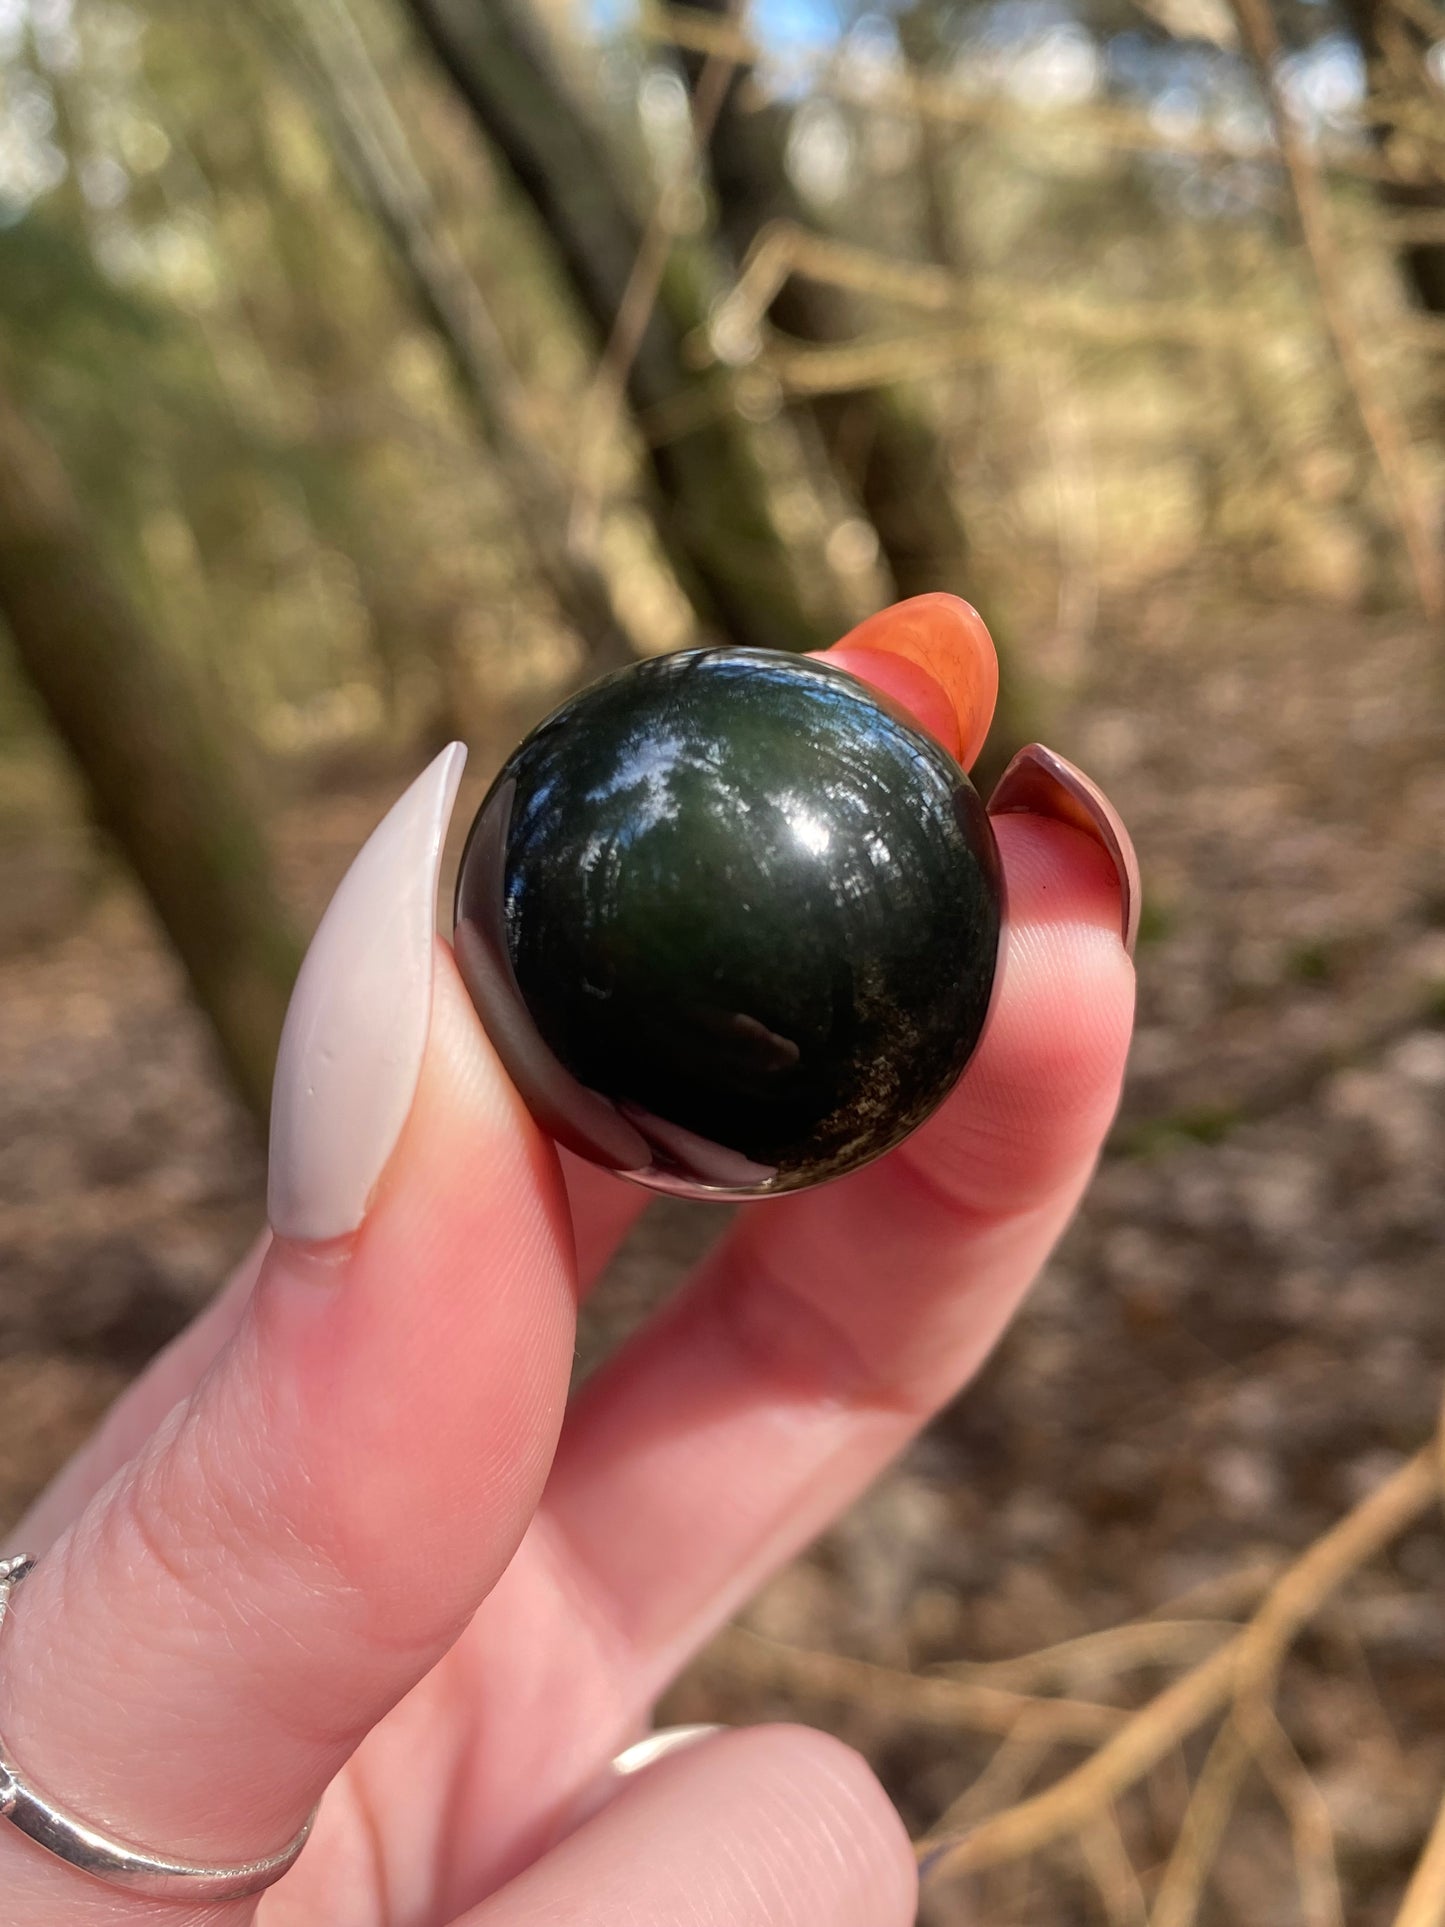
[703,1625,1123,1743]
[1147,1679,1339,1927]
[259,0,644,669]
[695,225,1445,412]
[1146,1717,1253,1927]
[931,1702,1070,1839]
[1148,1745,1198,1856]
[1236,1448,1439,1694]
[938,1620,1237,1696]
[918,1445,1439,1884]
[922,1639,1241,1881]
[1393,1786,1445,1927]
[1079,1808,1150,1927]
[569,1,745,551]
[1227,0,1443,619]
[708,225,962,346]
[1143,1558,1285,1622]
[1246,1702,1345,1927]
[641,3,1439,188]
[1383,212,1445,247]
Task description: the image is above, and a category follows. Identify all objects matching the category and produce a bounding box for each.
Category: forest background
[2,0,1445,1919]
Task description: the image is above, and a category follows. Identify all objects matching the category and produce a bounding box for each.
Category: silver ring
[0,1555,316,1901]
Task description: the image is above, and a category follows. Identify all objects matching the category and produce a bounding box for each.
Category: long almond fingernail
[267,743,467,1241]
[987,742,1139,956]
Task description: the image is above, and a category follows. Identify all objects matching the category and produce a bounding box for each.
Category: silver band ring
[0,1555,317,1901]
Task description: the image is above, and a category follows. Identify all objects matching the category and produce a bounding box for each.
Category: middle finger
[537,805,1135,1685]
[429,795,1135,1906]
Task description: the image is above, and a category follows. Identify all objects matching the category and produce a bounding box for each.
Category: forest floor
[2,583,1443,1924]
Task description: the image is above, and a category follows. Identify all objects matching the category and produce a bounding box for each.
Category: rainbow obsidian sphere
[453,647,1004,1199]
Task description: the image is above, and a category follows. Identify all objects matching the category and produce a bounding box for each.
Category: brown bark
[402,0,848,654]
[0,375,301,1128]
[665,0,1039,767]
[268,0,643,678]
[1340,0,1445,318]
[1231,0,1441,617]
[669,1,974,606]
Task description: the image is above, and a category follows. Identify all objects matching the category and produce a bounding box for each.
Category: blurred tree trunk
[897,4,967,282]
[663,0,974,608]
[893,3,1039,777]
[1339,0,1445,317]
[663,0,1036,768]
[178,41,473,736]
[403,0,848,654]
[0,375,301,1130]
[266,0,644,679]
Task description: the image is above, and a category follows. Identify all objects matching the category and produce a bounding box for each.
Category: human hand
[0,616,1137,1927]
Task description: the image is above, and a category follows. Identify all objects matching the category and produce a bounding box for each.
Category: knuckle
[711,1238,930,1417]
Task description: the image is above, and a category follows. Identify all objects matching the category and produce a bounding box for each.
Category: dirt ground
[2,586,1443,1923]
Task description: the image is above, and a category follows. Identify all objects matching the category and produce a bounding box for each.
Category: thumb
[0,747,576,1917]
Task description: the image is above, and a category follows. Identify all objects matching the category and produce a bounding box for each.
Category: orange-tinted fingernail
[988,743,1139,956]
[824,644,961,760]
[823,593,999,770]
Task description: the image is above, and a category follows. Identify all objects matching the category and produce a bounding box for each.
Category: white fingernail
[267,744,467,1242]
[611,1725,724,1776]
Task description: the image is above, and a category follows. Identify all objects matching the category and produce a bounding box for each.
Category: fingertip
[983,811,1135,1088]
[267,744,468,1244]
[988,742,1140,954]
[823,643,963,760]
[753,1725,919,1923]
[992,808,1136,956]
[902,811,1135,1218]
[372,941,571,1246]
[561,1147,650,1286]
[246,944,578,1617]
[828,594,999,770]
[519,1722,918,1927]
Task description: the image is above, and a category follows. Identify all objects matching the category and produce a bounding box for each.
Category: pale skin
[0,802,1134,1927]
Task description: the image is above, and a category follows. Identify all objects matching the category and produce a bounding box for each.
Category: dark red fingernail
[987,743,1140,957]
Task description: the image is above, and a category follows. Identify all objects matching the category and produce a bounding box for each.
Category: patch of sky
[637,64,693,169]
[836,11,904,92]
[591,0,844,49]
[1107,30,1260,179]
[1278,34,1365,134]
[0,0,25,62]
[787,95,854,205]
[753,0,846,56]
[1107,33,1245,105]
[1003,23,1101,106]
[583,0,1360,184]
[0,65,67,216]
[79,152,128,211]
[30,0,79,74]
[9,67,57,138]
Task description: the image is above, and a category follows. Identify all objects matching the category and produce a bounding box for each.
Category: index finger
[528,792,1135,1694]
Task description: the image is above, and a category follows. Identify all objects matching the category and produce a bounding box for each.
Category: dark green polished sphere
[453,647,1004,1198]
